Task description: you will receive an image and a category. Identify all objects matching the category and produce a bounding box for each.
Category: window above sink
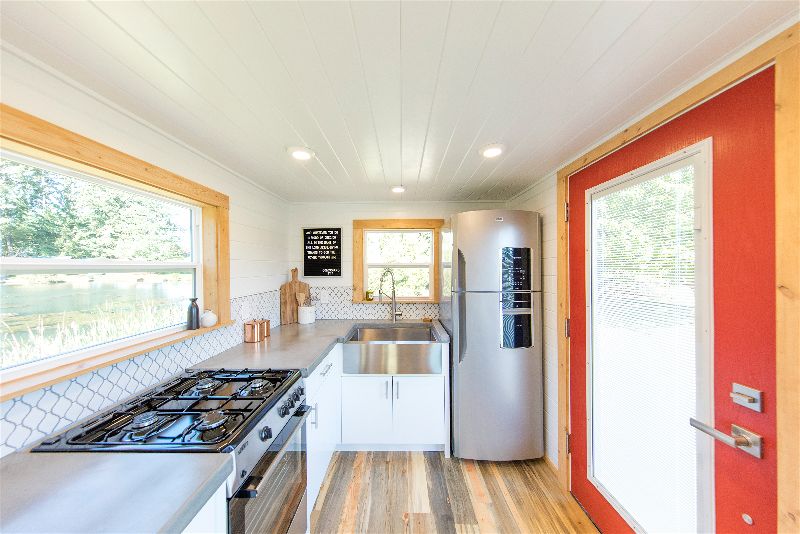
[352,219,444,304]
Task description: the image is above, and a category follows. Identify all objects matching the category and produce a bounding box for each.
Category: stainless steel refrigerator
[440,209,543,461]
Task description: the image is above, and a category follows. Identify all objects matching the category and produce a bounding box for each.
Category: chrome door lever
[690,418,762,458]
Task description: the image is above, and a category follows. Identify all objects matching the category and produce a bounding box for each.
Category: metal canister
[244,321,262,343]
[257,319,270,340]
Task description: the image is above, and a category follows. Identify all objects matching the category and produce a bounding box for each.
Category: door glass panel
[589,162,700,532]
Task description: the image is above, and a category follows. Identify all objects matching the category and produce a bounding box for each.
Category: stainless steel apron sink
[342,323,444,374]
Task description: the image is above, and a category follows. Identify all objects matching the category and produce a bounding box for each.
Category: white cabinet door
[341,376,393,443]
[306,396,325,514]
[182,483,227,534]
[306,344,342,516]
[392,376,445,444]
[320,347,342,453]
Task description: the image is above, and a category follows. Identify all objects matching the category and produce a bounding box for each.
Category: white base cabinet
[306,344,342,522]
[341,375,444,446]
[182,483,227,534]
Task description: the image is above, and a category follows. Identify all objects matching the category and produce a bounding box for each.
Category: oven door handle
[235,405,310,499]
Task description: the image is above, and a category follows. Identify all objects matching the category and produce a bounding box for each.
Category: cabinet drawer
[306,344,341,396]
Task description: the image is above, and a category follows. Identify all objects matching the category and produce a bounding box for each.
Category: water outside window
[0,153,197,370]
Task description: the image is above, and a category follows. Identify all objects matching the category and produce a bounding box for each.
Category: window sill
[0,320,235,402]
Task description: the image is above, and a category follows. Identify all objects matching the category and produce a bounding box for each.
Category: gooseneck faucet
[378,268,403,322]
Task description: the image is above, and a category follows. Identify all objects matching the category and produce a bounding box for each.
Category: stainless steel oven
[229,405,310,534]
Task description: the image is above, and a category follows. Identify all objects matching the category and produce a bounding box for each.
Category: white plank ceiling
[1,1,797,201]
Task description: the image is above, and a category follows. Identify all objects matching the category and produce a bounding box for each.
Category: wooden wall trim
[554,23,800,509]
[0,104,229,208]
[351,219,444,303]
[556,169,570,491]
[0,106,232,401]
[0,321,234,402]
[775,42,800,533]
[353,218,445,230]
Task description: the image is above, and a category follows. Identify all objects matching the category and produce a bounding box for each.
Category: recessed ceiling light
[391,185,406,193]
[480,144,504,158]
[288,146,314,161]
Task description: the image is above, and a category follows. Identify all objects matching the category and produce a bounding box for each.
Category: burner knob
[286,398,296,409]
[259,426,273,441]
[291,390,302,402]
[297,386,305,396]
[278,405,289,417]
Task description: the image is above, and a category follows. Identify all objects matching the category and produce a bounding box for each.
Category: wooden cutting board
[280,268,310,325]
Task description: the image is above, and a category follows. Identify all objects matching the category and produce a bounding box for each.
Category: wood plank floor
[311,452,597,534]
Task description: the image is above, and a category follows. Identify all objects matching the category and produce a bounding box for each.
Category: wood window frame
[352,219,444,304]
[552,23,799,531]
[0,104,232,402]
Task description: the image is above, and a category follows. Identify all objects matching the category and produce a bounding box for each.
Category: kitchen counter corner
[0,451,232,534]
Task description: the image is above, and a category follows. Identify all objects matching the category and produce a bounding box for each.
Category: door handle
[311,402,319,429]
[689,418,762,458]
[385,380,389,399]
[396,381,399,399]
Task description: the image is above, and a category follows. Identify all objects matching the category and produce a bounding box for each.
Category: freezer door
[451,210,541,292]
[450,291,544,461]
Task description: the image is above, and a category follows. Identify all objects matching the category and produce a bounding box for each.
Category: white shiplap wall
[3,2,795,202]
[288,201,504,287]
[0,48,293,296]
[508,174,558,466]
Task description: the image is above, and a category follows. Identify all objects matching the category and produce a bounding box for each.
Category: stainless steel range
[32,368,310,534]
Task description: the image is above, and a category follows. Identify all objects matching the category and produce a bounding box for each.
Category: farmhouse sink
[342,323,445,374]
[348,326,435,342]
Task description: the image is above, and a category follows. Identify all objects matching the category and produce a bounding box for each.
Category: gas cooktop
[32,368,301,452]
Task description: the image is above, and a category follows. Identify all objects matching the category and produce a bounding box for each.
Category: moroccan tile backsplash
[0,285,438,457]
[309,286,439,320]
[0,290,280,457]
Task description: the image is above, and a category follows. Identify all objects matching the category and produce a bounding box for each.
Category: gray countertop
[0,319,447,534]
[0,452,231,534]
[193,319,448,376]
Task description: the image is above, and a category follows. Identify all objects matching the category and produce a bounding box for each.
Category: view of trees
[592,165,695,327]
[0,158,191,261]
[365,230,433,298]
[1,156,195,369]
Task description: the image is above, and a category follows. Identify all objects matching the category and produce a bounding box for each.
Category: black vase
[187,297,200,330]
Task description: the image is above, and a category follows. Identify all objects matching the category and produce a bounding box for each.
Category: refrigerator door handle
[457,292,467,362]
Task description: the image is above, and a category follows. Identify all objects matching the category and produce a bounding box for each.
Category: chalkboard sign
[303,228,342,277]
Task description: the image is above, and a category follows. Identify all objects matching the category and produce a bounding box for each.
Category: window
[586,143,713,532]
[0,104,230,402]
[1,150,201,371]
[365,230,433,298]
[352,219,444,303]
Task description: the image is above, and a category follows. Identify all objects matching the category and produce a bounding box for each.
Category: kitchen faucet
[377,268,403,322]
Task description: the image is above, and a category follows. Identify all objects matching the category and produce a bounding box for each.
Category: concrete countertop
[0,452,231,533]
[194,319,449,376]
[0,319,447,534]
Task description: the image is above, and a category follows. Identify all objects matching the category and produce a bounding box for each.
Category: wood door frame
[554,23,799,531]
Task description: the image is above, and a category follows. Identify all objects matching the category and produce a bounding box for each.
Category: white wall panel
[0,48,292,298]
[509,173,558,466]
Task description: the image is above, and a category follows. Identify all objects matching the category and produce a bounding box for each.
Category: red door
[568,68,776,532]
